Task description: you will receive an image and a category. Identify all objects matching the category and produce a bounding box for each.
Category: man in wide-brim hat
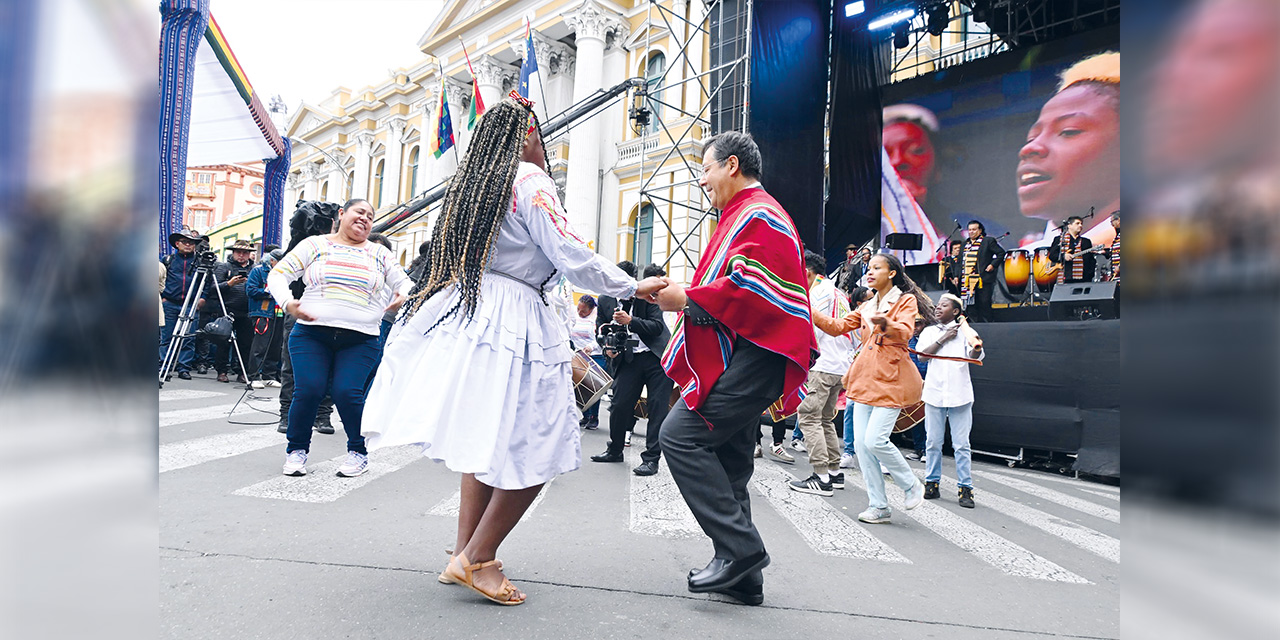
[159,229,208,379]
[211,238,258,384]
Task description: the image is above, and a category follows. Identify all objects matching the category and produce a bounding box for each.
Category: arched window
[633,204,655,265]
[372,159,385,209]
[406,146,420,199]
[645,52,666,134]
[346,171,355,200]
[320,181,328,201]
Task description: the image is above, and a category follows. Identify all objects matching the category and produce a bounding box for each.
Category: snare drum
[893,401,926,434]
[1032,247,1059,288]
[1003,249,1031,294]
[571,349,614,412]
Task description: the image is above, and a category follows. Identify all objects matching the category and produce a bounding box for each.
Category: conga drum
[571,349,614,412]
[1003,249,1031,294]
[1032,247,1059,289]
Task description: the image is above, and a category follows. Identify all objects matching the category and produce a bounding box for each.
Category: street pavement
[160,373,1119,639]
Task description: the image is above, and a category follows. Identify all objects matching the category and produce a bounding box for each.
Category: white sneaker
[264,380,282,388]
[754,444,763,459]
[283,450,307,476]
[336,451,369,477]
[769,443,795,464]
[921,453,928,467]
[790,438,806,452]
[624,432,632,447]
[251,379,266,389]
[880,461,890,476]
[858,507,892,524]
[839,453,856,469]
[903,481,925,510]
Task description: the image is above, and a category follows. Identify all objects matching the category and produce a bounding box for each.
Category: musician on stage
[916,294,985,509]
[941,241,963,297]
[960,221,1005,323]
[1049,215,1096,284]
[653,131,816,606]
[1106,212,1120,281]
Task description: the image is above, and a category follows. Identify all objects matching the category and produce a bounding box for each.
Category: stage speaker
[1049,281,1119,320]
[885,232,923,251]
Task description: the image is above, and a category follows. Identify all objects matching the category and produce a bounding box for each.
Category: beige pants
[795,370,844,474]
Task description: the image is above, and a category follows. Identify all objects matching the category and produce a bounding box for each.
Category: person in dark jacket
[245,248,284,387]
[210,239,256,383]
[159,229,208,379]
[590,263,675,477]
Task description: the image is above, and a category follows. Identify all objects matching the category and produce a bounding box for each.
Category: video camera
[597,323,639,354]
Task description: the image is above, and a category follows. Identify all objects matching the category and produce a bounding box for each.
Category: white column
[381,118,407,209]
[417,90,440,190]
[444,76,471,159]
[473,54,515,117]
[326,151,347,202]
[510,30,575,125]
[565,0,628,249]
[352,132,375,200]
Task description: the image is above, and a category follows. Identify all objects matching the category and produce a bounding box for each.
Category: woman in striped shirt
[268,198,412,478]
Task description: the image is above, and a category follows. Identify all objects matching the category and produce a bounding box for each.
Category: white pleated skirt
[362,275,581,490]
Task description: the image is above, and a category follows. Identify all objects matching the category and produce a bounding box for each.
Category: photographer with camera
[210,239,257,384]
[158,229,209,380]
[590,262,674,477]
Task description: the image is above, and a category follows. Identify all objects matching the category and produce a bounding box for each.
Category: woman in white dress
[362,95,666,605]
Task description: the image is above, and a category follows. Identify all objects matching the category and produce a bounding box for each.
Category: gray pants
[279,314,332,422]
[660,337,785,562]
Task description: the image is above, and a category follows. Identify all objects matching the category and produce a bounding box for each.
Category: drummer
[569,295,605,430]
[590,263,675,478]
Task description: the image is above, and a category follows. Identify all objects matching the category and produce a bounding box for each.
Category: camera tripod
[158,255,253,389]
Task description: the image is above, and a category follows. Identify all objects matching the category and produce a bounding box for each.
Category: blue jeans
[159,301,197,373]
[851,402,918,510]
[286,323,379,455]
[843,404,855,455]
[925,402,973,488]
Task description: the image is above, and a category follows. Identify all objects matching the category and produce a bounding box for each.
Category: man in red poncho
[654,131,816,606]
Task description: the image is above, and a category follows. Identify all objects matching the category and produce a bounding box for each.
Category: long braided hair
[400,97,544,330]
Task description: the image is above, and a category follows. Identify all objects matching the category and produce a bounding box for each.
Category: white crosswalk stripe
[160,402,265,428]
[626,445,702,539]
[976,471,1120,523]
[1078,488,1120,501]
[919,470,1119,563]
[752,462,910,563]
[425,477,557,524]
[233,445,422,503]
[987,468,1119,493]
[159,389,226,402]
[846,469,1090,583]
[160,427,281,473]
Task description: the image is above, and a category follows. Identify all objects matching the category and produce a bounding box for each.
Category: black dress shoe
[590,450,623,463]
[687,551,770,593]
[177,371,192,380]
[633,461,658,476]
[712,580,764,606]
[688,558,729,580]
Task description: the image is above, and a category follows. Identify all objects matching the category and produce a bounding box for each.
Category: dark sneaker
[829,472,845,490]
[924,481,940,500]
[177,371,192,380]
[958,486,975,509]
[905,450,922,461]
[196,365,209,375]
[314,415,335,435]
[788,473,834,497]
[276,420,287,434]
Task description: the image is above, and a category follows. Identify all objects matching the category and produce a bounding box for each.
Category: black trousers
[214,313,254,374]
[279,314,333,422]
[660,337,785,562]
[969,282,995,323]
[607,350,675,463]
[247,316,283,381]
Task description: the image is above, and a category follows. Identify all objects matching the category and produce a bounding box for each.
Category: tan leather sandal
[438,549,457,585]
[443,552,526,606]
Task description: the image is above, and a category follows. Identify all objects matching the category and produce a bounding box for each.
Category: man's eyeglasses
[694,157,726,180]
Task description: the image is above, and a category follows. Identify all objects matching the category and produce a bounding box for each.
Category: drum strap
[876,336,984,365]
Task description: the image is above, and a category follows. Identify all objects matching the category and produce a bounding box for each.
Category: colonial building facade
[284,0,715,285]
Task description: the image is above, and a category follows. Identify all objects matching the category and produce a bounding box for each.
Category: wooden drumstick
[958,316,983,351]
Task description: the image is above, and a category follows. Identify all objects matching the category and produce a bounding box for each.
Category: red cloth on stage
[661,187,817,417]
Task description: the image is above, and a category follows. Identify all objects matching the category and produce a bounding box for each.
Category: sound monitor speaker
[885,233,923,251]
[1049,281,1119,320]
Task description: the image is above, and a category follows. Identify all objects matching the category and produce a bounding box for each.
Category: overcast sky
[209,0,446,112]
